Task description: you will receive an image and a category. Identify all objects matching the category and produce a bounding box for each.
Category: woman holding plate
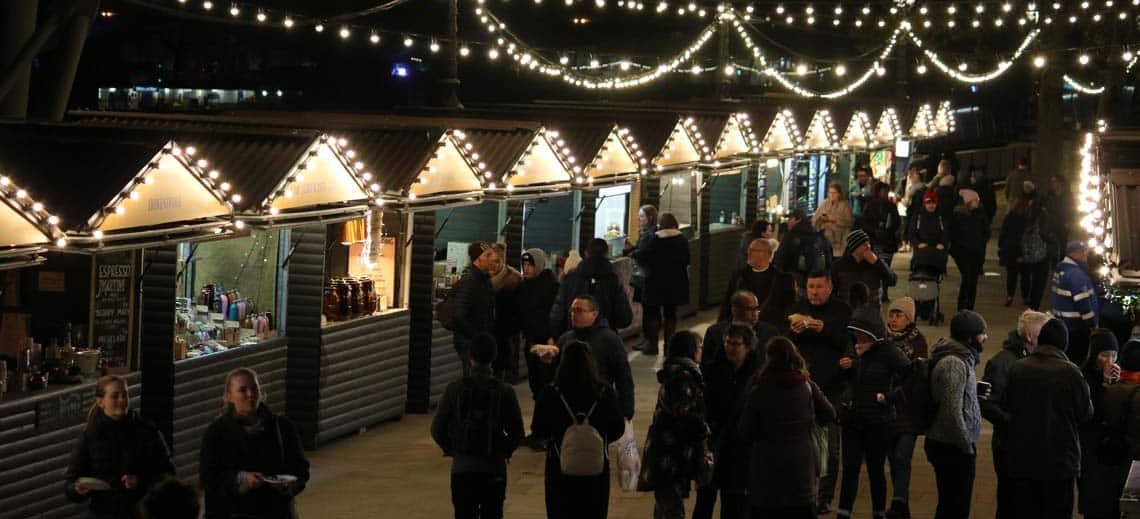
[65,375,174,518]
[200,367,309,519]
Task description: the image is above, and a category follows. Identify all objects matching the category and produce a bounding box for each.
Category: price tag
[195,305,209,313]
[209,313,225,322]
[224,320,240,329]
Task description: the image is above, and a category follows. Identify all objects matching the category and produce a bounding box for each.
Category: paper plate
[76,477,111,491]
[263,474,298,486]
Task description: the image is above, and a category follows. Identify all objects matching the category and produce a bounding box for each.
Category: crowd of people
[61,157,1140,519]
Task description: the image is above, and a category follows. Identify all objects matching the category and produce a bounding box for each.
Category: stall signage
[271,144,368,211]
[36,389,89,430]
[90,251,135,368]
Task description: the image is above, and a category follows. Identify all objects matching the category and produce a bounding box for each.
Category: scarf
[887,324,923,358]
[1120,371,1140,385]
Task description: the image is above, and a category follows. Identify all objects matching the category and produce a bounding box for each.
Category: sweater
[719,265,780,322]
[926,338,982,454]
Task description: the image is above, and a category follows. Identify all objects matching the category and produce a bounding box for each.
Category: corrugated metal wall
[285,225,325,448]
[407,212,435,413]
[0,374,141,519]
[579,190,598,251]
[707,230,739,309]
[429,319,459,407]
[744,165,759,225]
[435,203,499,252]
[140,247,176,445]
[522,195,575,257]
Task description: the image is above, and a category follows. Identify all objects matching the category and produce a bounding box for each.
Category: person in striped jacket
[1050,241,1099,366]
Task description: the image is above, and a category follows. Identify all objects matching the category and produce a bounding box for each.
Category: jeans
[692,487,749,519]
[451,472,506,519]
[888,433,917,504]
[818,410,843,506]
[1010,478,1075,519]
[924,439,976,519]
[837,422,890,516]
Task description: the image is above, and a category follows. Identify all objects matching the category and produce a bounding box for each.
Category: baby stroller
[909,247,948,326]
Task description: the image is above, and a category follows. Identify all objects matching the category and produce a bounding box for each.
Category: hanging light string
[1063,74,1107,93]
[907,26,1040,82]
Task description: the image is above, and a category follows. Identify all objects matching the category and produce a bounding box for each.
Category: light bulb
[1033,55,1046,67]
[1125,51,1135,62]
[835,64,847,76]
[459,46,470,57]
[958,62,968,71]
[620,60,631,71]
[255,11,266,22]
[795,63,808,75]
[229,5,240,16]
[917,63,927,74]
[315,23,325,32]
[1079,54,1090,65]
[283,17,294,28]
[202,1,213,10]
[488,48,500,59]
[404,37,414,47]
[338,27,351,39]
[724,64,736,75]
[370,33,380,44]
[430,41,441,53]
[691,64,702,74]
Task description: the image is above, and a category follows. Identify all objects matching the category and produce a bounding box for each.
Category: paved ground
[295,239,1030,518]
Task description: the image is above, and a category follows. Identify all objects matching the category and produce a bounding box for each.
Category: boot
[639,314,659,355]
[885,499,910,519]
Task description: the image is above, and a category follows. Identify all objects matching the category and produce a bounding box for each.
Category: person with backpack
[739,336,836,518]
[445,242,499,377]
[814,182,855,263]
[640,331,710,519]
[783,270,852,513]
[531,340,626,519]
[1003,318,1094,518]
[981,310,1051,519]
[1017,192,1051,310]
[831,229,897,308]
[632,212,691,356]
[1079,338,1140,519]
[1078,331,1123,519]
[772,208,832,287]
[431,333,525,519]
[907,189,949,276]
[693,323,763,519]
[883,297,929,519]
[998,194,1031,307]
[1051,241,1100,367]
[924,310,987,519]
[549,238,633,337]
[546,295,635,422]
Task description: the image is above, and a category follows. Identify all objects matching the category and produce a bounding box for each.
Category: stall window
[522,195,574,259]
[659,174,693,227]
[434,202,501,295]
[706,172,745,231]
[175,229,281,358]
[595,185,631,257]
[324,212,398,324]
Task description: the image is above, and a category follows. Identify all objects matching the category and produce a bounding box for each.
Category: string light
[1063,74,1106,94]
[909,28,1039,83]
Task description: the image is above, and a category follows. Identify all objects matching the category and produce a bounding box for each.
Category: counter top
[321,308,408,330]
[174,336,288,368]
[0,372,125,411]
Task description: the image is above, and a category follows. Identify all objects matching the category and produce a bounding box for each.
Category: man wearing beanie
[515,249,559,402]
[925,310,987,519]
[831,229,897,307]
[1003,318,1094,518]
[981,310,1051,518]
[448,242,499,377]
[1050,241,1099,366]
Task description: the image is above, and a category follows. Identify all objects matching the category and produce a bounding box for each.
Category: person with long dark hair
[200,368,310,519]
[531,341,626,519]
[626,204,659,349]
[633,212,691,356]
[739,337,836,518]
[65,375,174,519]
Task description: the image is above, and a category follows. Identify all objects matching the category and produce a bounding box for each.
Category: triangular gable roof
[259,134,376,215]
[405,130,485,203]
[909,104,938,139]
[341,127,451,206]
[654,117,706,170]
[841,111,876,149]
[582,125,643,185]
[759,110,803,153]
[935,101,956,135]
[0,173,62,251]
[714,113,759,159]
[500,128,575,194]
[874,108,902,145]
[804,110,840,150]
[689,115,728,161]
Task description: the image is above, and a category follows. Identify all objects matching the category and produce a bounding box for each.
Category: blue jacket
[1050,257,1098,328]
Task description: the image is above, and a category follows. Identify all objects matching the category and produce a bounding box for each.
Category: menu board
[90,251,136,369]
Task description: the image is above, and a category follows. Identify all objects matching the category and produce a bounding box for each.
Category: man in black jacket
[981,310,1050,519]
[431,333,525,519]
[784,270,853,512]
[452,242,498,377]
[1003,318,1094,518]
[516,248,559,403]
[772,208,832,286]
[546,295,636,421]
[831,229,897,308]
[549,239,632,337]
[719,238,781,322]
[704,290,776,371]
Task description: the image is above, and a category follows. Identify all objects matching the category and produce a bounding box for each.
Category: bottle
[719,210,726,224]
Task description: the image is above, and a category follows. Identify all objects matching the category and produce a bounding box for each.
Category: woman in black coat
[740,337,836,519]
[531,341,626,519]
[65,375,174,519]
[999,194,1050,309]
[633,212,691,356]
[200,368,310,519]
[949,190,990,311]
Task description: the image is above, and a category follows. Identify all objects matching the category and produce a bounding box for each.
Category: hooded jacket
[926,338,982,454]
[1051,256,1099,329]
[887,324,929,435]
[842,339,911,426]
[981,331,1030,454]
[65,410,174,519]
[549,254,632,336]
[515,268,559,342]
[555,321,636,419]
[1004,345,1094,480]
[632,228,691,306]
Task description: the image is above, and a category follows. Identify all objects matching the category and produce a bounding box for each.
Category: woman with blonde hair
[65,375,174,518]
[814,183,855,261]
[200,368,309,519]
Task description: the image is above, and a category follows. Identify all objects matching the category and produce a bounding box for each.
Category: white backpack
[556,392,606,476]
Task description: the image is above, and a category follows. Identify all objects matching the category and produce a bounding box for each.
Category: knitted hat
[562,250,582,273]
[847,304,886,342]
[522,248,548,271]
[1038,318,1069,352]
[845,229,871,258]
[1120,339,1140,371]
[958,188,980,206]
[1066,241,1086,256]
[950,310,987,342]
[888,297,916,324]
[467,241,488,263]
[1088,330,1120,367]
[922,188,938,204]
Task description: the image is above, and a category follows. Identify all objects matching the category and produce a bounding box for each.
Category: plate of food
[529,344,560,357]
[75,477,112,491]
[262,474,298,486]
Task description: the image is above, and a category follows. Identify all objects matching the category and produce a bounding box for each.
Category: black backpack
[449,377,506,457]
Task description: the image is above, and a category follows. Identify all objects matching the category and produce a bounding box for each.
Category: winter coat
[1051,256,1100,330]
[451,266,493,350]
[700,320,776,371]
[556,322,636,419]
[830,254,897,306]
[430,365,525,474]
[530,383,626,472]
[813,199,855,258]
[926,338,982,454]
[64,410,174,519]
[1095,379,1140,462]
[492,265,523,337]
[998,210,1028,267]
[907,209,949,250]
[200,404,310,519]
[971,178,998,225]
[632,228,691,306]
[515,269,559,343]
[861,197,902,253]
[625,223,658,284]
[772,219,832,278]
[702,350,762,493]
[887,325,929,435]
[718,264,781,322]
[936,185,959,219]
[644,357,709,495]
[739,370,836,508]
[1004,345,1095,480]
[841,340,911,426]
[549,255,632,336]
[950,205,990,268]
[981,331,1030,455]
[784,297,854,399]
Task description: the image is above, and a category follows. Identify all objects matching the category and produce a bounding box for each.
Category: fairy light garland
[909,27,1040,82]
[260,134,383,216]
[0,174,67,247]
[804,110,840,148]
[1063,74,1107,94]
[501,127,578,190]
[841,110,876,149]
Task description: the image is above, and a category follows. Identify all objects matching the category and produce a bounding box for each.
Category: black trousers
[1022,261,1049,310]
[993,448,1015,519]
[1065,321,1092,367]
[692,487,749,519]
[642,304,678,352]
[451,472,507,519]
[952,251,982,311]
[523,335,556,401]
[924,439,975,519]
[1010,477,1074,519]
[750,504,814,519]
[838,422,891,515]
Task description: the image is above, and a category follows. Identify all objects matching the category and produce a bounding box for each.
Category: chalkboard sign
[90,251,136,369]
[36,388,90,430]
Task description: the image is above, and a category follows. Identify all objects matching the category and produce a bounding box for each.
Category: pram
[909,247,948,326]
